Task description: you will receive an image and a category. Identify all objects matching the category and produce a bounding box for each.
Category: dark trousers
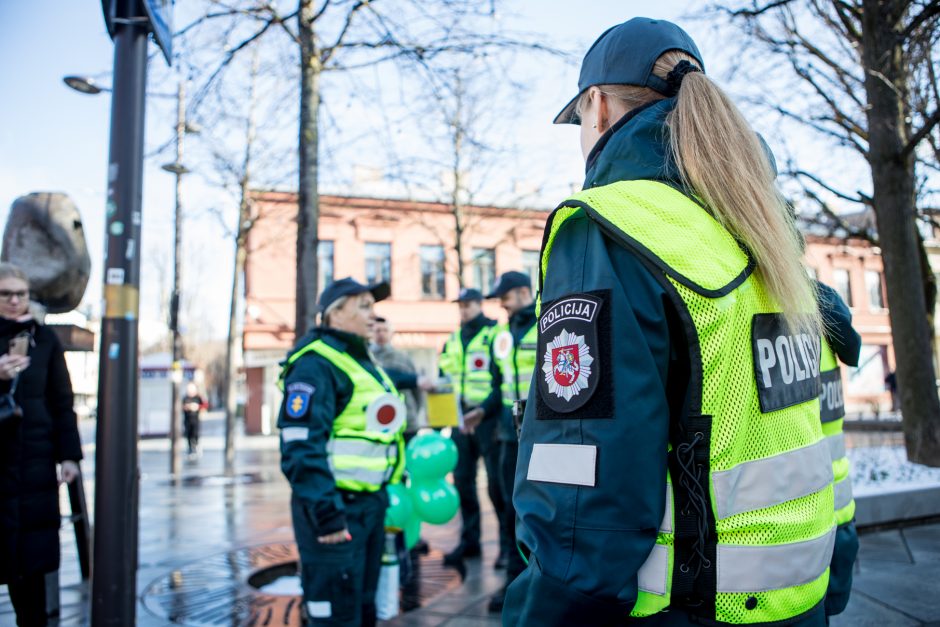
[452,425,507,553]
[7,572,47,627]
[291,490,388,627]
[183,412,199,452]
[499,440,525,582]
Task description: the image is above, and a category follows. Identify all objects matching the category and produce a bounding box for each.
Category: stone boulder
[2,192,91,313]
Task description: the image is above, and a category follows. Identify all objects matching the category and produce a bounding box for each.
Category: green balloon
[406,432,459,480]
[404,516,422,550]
[410,479,460,525]
[384,483,414,530]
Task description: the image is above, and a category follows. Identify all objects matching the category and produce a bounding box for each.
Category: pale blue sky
[1,1,849,345]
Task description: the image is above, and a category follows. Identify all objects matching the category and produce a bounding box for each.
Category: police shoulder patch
[751,314,821,413]
[537,293,603,413]
[285,382,315,419]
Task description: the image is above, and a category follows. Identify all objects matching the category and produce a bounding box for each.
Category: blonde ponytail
[582,51,820,335]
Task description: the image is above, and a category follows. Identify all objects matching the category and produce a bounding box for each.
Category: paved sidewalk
[2,414,938,625]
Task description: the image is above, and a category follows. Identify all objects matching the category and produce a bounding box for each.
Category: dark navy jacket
[505,99,835,626]
[278,327,417,535]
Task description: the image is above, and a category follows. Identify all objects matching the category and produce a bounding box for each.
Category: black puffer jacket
[0,317,82,583]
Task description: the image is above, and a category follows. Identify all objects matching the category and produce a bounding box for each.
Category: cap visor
[369,282,391,303]
[553,93,581,125]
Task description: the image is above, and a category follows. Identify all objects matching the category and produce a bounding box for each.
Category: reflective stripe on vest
[638,525,836,595]
[439,326,495,405]
[279,338,405,491]
[495,323,538,407]
[820,341,856,525]
[541,180,834,623]
[711,438,833,520]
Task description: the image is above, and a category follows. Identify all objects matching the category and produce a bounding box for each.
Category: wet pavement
[2,414,939,625]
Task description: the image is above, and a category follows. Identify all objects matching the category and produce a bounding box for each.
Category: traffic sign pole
[91,0,149,623]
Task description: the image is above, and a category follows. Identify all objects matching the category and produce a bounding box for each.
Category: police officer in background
[439,288,508,569]
[506,18,853,625]
[278,277,432,626]
[464,271,537,613]
[372,317,425,443]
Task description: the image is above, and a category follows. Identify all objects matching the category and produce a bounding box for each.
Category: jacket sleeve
[278,356,347,534]
[816,281,862,367]
[45,330,83,463]
[508,211,672,624]
[385,368,418,390]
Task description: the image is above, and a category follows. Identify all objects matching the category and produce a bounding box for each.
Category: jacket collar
[583,98,684,190]
[296,326,371,360]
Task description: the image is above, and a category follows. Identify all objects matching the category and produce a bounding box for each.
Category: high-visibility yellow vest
[493,322,538,408]
[819,341,855,525]
[438,325,496,405]
[541,180,835,624]
[279,339,405,492]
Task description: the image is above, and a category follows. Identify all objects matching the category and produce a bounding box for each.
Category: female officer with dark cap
[278,277,431,626]
[506,17,853,626]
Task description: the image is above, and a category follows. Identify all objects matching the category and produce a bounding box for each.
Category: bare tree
[715,0,940,464]
[177,0,556,336]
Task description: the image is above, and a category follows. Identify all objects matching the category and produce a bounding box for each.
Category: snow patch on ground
[849,446,940,497]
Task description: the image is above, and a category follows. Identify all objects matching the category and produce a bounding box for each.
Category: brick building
[242,193,896,434]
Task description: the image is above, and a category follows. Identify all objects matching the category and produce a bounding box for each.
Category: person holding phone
[0,263,82,626]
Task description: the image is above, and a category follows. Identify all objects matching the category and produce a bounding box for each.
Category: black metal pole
[91,0,148,623]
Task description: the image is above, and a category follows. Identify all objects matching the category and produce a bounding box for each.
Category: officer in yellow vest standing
[278,277,430,626]
[464,271,537,613]
[439,288,509,569]
[505,18,854,626]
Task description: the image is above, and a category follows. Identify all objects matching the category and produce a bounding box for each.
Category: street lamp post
[162,80,194,479]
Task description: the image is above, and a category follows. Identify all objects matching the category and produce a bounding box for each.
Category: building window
[832,268,852,308]
[318,240,334,291]
[522,250,540,288]
[364,242,392,286]
[866,270,884,310]
[471,248,496,295]
[420,245,446,299]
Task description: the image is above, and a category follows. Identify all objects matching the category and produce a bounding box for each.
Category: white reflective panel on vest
[826,432,846,462]
[834,477,854,511]
[637,544,669,596]
[716,526,836,593]
[328,465,390,486]
[711,439,834,520]
[661,482,673,534]
[329,439,398,461]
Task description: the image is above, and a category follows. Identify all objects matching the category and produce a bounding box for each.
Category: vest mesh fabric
[495,323,538,407]
[280,339,406,490]
[543,180,834,624]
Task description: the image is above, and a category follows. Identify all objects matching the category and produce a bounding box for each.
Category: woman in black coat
[0,263,82,627]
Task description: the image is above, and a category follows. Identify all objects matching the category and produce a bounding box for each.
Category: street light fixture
[63,75,108,95]
[65,72,199,478]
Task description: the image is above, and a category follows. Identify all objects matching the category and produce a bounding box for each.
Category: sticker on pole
[367,394,406,433]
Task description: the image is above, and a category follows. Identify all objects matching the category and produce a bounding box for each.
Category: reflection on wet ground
[0,416,470,626]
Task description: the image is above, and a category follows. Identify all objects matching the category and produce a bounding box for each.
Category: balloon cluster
[385,432,460,548]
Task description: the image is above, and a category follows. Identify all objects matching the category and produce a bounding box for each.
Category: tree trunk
[861,0,940,465]
[223,51,259,474]
[296,0,321,338]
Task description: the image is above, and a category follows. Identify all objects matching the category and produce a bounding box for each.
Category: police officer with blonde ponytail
[278,277,431,626]
[506,18,853,625]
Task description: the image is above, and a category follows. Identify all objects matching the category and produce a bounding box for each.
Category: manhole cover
[141,542,461,625]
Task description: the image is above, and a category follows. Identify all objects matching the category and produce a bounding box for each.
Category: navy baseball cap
[554,17,704,125]
[318,277,390,313]
[454,287,484,303]
[487,271,531,299]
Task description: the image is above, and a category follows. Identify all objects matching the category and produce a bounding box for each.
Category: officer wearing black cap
[439,287,508,569]
[506,17,851,626]
[277,277,431,626]
[463,271,537,612]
